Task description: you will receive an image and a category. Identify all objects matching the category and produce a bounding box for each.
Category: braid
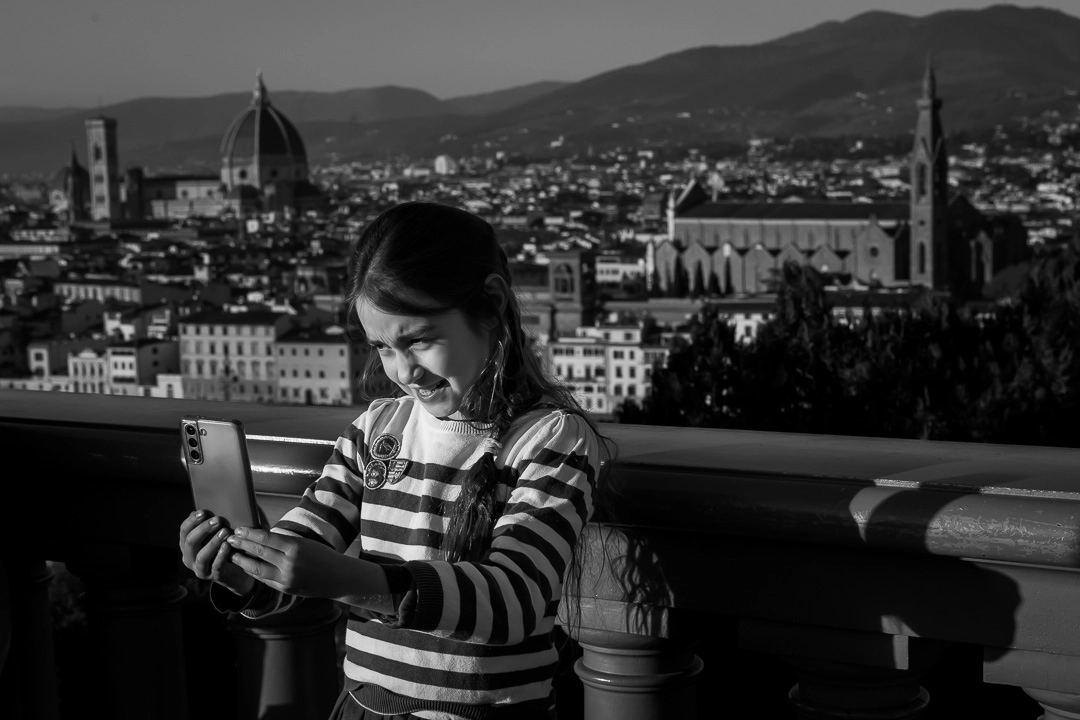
[443,412,514,563]
[442,295,540,563]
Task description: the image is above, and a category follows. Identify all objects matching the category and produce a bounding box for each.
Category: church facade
[654,61,1028,300]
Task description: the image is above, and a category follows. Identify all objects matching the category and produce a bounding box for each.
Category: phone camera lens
[190,450,201,461]
[185,425,196,436]
[188,437,198,448]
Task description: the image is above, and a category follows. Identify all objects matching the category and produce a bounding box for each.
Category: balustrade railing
[1,389,1078,719]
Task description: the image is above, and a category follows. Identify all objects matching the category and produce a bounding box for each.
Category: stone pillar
[69,544,189,720]
[574,629,704,720]
[0,556,59,720]
[229,598,342,720]
[984,646,1080,719]
[1023,688,1080,720]
[787,658,930,719]
[740,619,942,720]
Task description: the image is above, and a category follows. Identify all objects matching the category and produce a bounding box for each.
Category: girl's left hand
[226,527,350,598]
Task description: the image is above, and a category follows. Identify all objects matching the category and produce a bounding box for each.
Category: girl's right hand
[179,510,256,597]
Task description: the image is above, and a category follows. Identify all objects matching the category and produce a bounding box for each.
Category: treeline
[618,241,1080,448]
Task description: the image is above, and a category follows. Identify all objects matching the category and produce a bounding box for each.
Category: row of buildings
[1,59,1054,418]
[2,263,671,416]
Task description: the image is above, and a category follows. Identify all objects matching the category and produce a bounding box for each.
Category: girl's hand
[178,510,255,597]
[226,527,352,598]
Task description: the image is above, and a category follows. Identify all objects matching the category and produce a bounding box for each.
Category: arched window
[553,264,575,296]
[93,144,102,162]
[916,163,928,198]
[918,242,927,276]
[973,241,986,286]
[251,361,261,379]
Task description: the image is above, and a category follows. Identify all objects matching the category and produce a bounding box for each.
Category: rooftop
[679,202,909,222]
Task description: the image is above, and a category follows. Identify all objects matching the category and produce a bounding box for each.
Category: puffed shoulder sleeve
[271,404,380,552]
[390,411,600,645]
[211,401,396,619]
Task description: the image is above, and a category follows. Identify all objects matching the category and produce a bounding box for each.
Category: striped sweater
[241,396,599,719]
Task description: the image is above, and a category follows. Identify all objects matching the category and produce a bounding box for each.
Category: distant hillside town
[0,60,1074,418]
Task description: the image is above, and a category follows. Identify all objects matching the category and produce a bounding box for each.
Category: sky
[1,0,1076,107]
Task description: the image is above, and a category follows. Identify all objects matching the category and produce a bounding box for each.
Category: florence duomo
[58,71,322,225]
[3,4,1080,719]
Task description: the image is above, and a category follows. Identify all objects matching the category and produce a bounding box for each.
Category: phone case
[181,415,262,530]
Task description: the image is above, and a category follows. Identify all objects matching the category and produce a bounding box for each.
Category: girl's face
[357,298,492,420]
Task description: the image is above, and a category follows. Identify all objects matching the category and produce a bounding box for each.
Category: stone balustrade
[1,389,1078,719]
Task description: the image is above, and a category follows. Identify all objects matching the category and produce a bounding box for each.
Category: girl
[179,201,608,720]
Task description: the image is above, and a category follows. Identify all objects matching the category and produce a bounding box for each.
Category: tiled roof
[276,327,353,344]
[179,310,287,326]
[679,202,908,222]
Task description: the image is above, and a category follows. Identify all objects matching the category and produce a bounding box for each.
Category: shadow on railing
[1,390,1079,719]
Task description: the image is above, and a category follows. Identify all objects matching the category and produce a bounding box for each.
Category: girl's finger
[179,510,209,545]
[227,535,285,564]
[194,528,231,577]
[230,550,275,582]
[210,540,232,578]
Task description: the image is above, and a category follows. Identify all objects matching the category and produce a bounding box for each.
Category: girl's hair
[345,201,613,568]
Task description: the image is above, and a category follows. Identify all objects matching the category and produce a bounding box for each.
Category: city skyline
[2,0,1077,108]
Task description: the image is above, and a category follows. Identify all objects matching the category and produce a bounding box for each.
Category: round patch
[364,460,388,489]
[370,434,401,461]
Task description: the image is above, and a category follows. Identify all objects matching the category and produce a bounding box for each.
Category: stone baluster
[0,555,59,720]
[984,647,1080,720]
[228,598,342,720]
[1023,688,1080,720]
[574,627,703,720]
[740,618,944,720]
[66,543,189,720]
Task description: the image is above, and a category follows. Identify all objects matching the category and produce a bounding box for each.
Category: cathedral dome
[221,72,306,161]
[220,72,308,190]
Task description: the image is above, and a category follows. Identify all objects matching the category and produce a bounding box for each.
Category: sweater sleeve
[392,410,599,645]
[272,411,370,551]
[217,404,377,619]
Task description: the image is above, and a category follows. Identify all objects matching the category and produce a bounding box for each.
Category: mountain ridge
[2,5,1078,176]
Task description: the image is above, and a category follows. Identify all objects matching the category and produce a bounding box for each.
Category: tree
[691,262,706,298]
[706,264,721,297]
[623,248,1080,449]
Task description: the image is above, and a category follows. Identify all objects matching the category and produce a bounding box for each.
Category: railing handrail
[3,388,1079,568]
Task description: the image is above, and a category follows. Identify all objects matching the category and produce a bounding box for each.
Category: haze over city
[2,0,1077,107]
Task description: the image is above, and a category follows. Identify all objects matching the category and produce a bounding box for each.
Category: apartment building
[274,325,367,405]
[67,339,179,395]
[548,324,669,417]
[179,310,296,402]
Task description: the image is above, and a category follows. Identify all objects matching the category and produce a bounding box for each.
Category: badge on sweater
[364,434,402,490]
[386,458,409,485]
[364,459,388,489]
[370,434,401,461]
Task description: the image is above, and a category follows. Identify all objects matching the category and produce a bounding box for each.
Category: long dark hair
[345,201,613,568]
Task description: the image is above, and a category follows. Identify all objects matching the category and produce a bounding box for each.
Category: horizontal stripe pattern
[267,397,599,717]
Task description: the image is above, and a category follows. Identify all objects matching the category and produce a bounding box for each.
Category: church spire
[921,53,938,101]
[69,142,81,170]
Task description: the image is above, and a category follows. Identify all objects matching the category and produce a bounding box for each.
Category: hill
[2,5,1079,176]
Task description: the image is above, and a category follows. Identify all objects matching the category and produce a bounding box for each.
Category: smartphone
[180,414,262,530]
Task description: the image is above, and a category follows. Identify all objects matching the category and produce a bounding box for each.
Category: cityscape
[2,51,1076,419]
[3,2,1080,719]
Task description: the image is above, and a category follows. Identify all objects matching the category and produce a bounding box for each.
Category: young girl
[179,201,607,720]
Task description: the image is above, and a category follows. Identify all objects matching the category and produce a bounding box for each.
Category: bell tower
[85,116,121,222]
[909,56,949,289]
